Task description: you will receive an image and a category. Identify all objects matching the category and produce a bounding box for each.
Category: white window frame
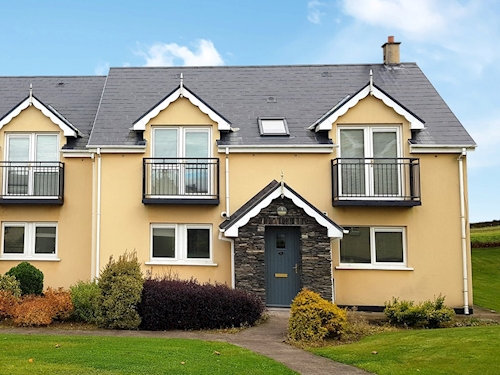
[337,226,411,270]
[147,224,215,266]
[1,222,59,261]
[150,127,213,198]
[337,125,403,200]
[258,117,289,136]
[3,133,60,198]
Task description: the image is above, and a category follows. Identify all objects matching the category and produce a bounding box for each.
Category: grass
[0,334,297,375]
[311,326,500,375]
[472,247,500,312]
[470,225,500,247]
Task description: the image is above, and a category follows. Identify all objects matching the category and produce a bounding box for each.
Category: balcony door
[339,127,400,198]
[4,134,59,196]
[152,127,210,196]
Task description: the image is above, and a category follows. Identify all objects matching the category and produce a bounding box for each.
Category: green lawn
[472,247,500,312]
[470,225,500,247]
[0,334,297,375]
[311,326,500,375]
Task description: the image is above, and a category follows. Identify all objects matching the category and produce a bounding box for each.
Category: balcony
[143,158,220,205]
[331,158,421,207]
[0,161,64,205]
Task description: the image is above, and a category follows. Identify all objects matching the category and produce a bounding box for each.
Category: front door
[265,226,301,307]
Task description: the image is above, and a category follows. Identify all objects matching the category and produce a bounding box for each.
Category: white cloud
[308,1,327,24]
[94,62,109,75]
[138,39,224,67]
[341,0,469,39]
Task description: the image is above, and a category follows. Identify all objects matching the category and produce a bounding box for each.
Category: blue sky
[1,0,498,222]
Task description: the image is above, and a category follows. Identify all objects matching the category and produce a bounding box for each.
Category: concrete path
[1,310,371,375]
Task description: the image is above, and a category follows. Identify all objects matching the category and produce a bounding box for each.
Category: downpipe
[458,148,470,314]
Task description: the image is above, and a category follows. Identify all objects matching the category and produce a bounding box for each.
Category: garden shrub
[288,288,347,342]
[44,287,74,321]
[384,295,455,328]
[5,262,44,296]
[11,288,74,326]
[138,277,265,331]
[0,290,19,319]
[70,280,101,324]
[97,252,144,329]
[0,274,22,297]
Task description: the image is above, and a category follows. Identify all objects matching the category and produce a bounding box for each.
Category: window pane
[276,234,286,249]
[34,171,59,196]
[8,137,30,161]
[154,129,177,158]
[35,226,56,254]
[36,135,58,161]
[185,131,208,158]
[375,231,403,263]
[152,227,175,258]
[151,168,179,195]
[373,132,398,195]
[340,227,370,263]
[340,129,365,195]
[260,119,287,135]
[7,169,29,195]
[187,229,210,259]
[3,226,25,254]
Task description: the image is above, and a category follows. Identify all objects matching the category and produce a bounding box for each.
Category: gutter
[457,148,470,314]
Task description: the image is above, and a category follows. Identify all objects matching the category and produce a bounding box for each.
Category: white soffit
[0,96,79,137]
[310,84,425,132]
[222,185,343,239]
[132,86,231,131]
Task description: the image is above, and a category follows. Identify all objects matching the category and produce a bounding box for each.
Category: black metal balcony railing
[331,158,421,206]
[143,158,220,205]
[0,161,64,204]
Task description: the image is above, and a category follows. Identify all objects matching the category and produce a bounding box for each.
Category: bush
[138,277,265,331]
[12,295,53,326]
[288,288,347,342]
[70,280,101,324]
[384,295,455,328]
[44,287,74,321]
[10,288,74,327]
[0,274,22,297]
[5,262,44,296]
[0,290,19,319]
[97,252,143,329]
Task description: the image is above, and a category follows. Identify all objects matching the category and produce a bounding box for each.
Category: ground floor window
[340,226,406,267]
[2,222,57,260]
[151,224,211,264]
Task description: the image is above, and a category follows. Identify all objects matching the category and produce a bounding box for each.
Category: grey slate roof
[89,63,475,148]
[0,76,106,150]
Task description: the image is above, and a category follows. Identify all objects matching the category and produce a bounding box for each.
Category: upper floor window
[151,127,211,196]
[3,134,60,197]
[258,117,289,136]
[338,126,401,197]
[1,222,58,260]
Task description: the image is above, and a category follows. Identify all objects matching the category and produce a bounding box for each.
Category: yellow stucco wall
[0,106,93,288]
[0,95,473,310]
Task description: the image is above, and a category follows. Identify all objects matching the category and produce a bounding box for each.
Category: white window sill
[0,257,60,262]
[145,261,218,267]
[336,265,413,271]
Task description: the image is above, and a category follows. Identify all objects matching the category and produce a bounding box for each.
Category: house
[0,37,476,313]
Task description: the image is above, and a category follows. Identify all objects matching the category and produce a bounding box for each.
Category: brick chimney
[382,36,401,65]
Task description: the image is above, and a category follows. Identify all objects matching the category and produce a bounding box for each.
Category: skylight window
[258,117,289,136]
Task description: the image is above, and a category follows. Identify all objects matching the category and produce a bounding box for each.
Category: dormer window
[258,117,289,136]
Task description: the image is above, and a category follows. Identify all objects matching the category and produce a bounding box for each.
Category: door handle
[293,263,299,274]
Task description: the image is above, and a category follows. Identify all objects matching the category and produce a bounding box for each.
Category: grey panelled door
[265,226,301,307]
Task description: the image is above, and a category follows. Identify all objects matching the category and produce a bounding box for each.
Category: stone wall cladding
[233,197,333,303]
